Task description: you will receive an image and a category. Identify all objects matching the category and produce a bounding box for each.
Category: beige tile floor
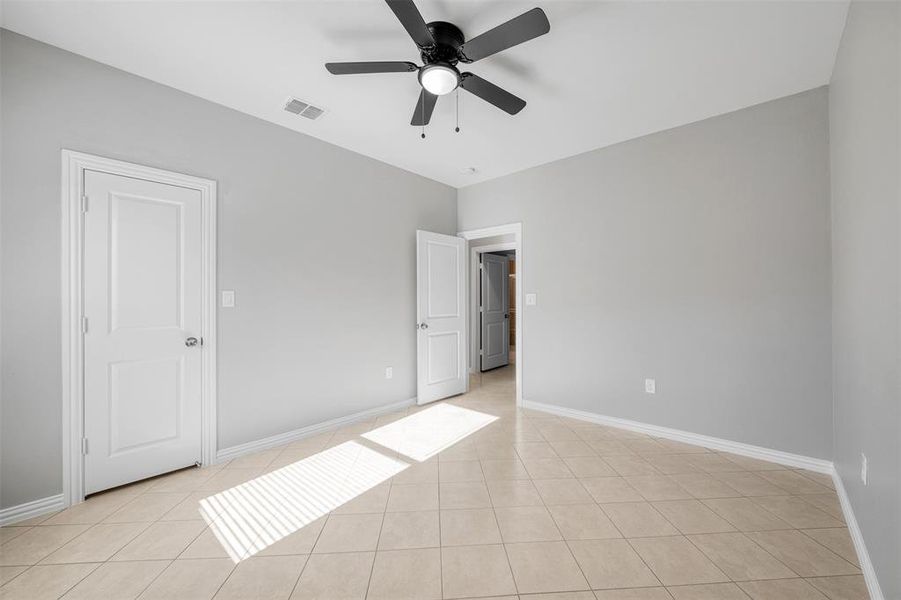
[0,366,868,599]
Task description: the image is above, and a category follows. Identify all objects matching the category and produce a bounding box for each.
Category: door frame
[458,223,523,406]
[60,150,218,507]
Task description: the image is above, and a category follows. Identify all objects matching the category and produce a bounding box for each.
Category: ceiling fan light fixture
[419,63,460,96]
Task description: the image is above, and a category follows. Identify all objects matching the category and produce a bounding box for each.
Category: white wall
[829,2,901,597]
[459,88,833,460]
[0,30,456,509]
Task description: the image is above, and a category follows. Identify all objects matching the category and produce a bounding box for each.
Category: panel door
[416,230,467,405]
[83,170,203,494]
[480,252,510,371]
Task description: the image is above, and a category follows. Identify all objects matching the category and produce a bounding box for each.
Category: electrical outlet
[861,453,868,485]
[645,378,656,394]
[385,367,393,380]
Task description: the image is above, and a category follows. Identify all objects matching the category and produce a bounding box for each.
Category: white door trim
[60,150,218,507]
[458,223,523,407]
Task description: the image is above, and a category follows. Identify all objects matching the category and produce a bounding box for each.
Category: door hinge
[81,438,89,455]
[80,195,89,213]
[81,316,89,334]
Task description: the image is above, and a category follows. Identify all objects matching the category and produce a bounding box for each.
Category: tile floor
[0,366,868,599]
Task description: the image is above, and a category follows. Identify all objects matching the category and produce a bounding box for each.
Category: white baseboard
[0,493,65,526]
[216,397,417,463]
[831,468,885,600]
[521,400,833,473]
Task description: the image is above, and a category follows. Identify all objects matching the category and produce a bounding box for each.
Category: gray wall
[829,2,901,597]
[459,88,833,459]
[0,31,456,509]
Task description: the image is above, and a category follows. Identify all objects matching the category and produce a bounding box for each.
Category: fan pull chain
[455,89,460,133]
[420,92,426,139]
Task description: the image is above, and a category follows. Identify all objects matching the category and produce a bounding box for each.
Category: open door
[480,252,510,371]
[417,230,467,405]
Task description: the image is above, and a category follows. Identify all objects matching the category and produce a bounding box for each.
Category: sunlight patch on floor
[362,403,498,462]
[198,404,498,562]
[199,440,407,562]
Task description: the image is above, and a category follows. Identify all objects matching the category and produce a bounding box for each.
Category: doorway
[458,223,523,406]
[61,150,218,506]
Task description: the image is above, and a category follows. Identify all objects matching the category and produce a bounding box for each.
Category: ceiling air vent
[300,105,324,120]
[284,97,325,120]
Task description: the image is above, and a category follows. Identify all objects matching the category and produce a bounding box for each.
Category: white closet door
[83,170,203,494]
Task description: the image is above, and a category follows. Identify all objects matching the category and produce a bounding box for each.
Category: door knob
[419,323,429,329]
[185,337,199,347]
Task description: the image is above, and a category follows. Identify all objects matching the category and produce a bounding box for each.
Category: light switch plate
[385,367,393,380]
[525,293,537,306]
[645,378,656,394]
[221,290,235,308]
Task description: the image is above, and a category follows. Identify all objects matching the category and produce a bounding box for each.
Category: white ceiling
[1,1,848,188]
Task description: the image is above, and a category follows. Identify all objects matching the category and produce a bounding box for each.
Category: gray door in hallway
[480,252,510,371]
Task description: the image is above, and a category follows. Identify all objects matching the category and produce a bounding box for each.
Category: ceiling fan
[325,0,550,130]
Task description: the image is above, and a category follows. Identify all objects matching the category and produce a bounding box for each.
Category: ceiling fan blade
[411,89,438,126]
[325,61,418,75]
[460,73,526,115]
[459,8,550,62]
[385,0,435,48]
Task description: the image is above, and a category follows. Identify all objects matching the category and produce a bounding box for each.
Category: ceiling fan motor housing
[421,21,465,65]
